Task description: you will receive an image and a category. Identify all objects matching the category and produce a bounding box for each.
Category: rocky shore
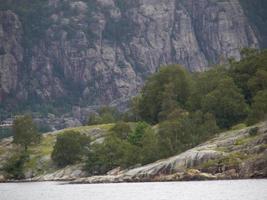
[0,122,266,183]
[70,122,267,184]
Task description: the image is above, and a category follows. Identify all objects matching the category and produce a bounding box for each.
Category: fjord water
[0,180,266,200]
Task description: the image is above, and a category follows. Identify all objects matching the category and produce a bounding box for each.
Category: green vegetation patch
[0,147,4,156]
[215,147,230,152]
[201,152,248,169]
[59,123,114,133]
[28,135,55,156]
[231,123,247,130]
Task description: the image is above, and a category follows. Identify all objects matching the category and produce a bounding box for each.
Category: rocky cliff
[0,0,263,114]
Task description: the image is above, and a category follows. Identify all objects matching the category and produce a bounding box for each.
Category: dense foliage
[158,111,219,158]
[136,65,192,124]
[229,49,267,124]
[2,152,29,179]
[133,50,267,128]
[51,131,91,167]
[85,122,159,175]
[83,50,267,175]
[87,106,122,125]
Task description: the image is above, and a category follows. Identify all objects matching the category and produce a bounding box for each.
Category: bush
[85,136,140,175]
[231,123,247,130]
[85,123,159,175]
[247,90,267,125]
[3,152,29,179]
[249,127,259,136]
[110,121,131,140]
[52,131,90,167]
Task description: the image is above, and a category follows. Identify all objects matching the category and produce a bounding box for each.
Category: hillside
[0,124,113,181]
[0,121,266,182]
[0,0,265,119]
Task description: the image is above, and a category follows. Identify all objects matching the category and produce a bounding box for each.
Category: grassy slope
[1,122,266,180]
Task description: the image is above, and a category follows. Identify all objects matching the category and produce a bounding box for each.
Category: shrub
[52,131,90,167]
[85,136,140,175]
[231,123,247,130]
[110,121,131,140]
[3,152,29,179]
[249,127,259,136]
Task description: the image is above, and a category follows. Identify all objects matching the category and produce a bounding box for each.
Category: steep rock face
[182,0,259,63]
[0,0,261,109]
[0,10,23,102]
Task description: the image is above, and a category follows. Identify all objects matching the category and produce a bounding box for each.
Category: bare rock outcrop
[0,0,261,109]
[0,10,23,102]
[72,122,267,183]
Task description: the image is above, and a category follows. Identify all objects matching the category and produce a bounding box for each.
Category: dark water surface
[0,180,266,200]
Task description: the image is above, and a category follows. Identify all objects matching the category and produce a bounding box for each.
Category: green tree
[128,121,149,146]
[140,127,159,165]
[158,112,219,158]
[52,131,90,167]
[187,67,228,111]
[229,50,267,103]
[13,115,40,150]
[158,118,185,158]
[98,106,119,123]
[201,78,248,128]
[127,96,142,122]
[87,113,102,125]
[185,111,219,146]
[247,69,267,96]
[247,90,267,125]
[138,65,192,123]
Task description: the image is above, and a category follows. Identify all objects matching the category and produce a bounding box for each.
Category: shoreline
[1,175,267,184]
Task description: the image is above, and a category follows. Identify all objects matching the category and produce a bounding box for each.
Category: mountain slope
[0,0,263,115]
[0,123,113,181]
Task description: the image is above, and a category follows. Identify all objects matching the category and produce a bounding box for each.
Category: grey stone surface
[0,0,260,109]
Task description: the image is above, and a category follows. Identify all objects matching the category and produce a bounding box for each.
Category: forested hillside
[1,49,266,182]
